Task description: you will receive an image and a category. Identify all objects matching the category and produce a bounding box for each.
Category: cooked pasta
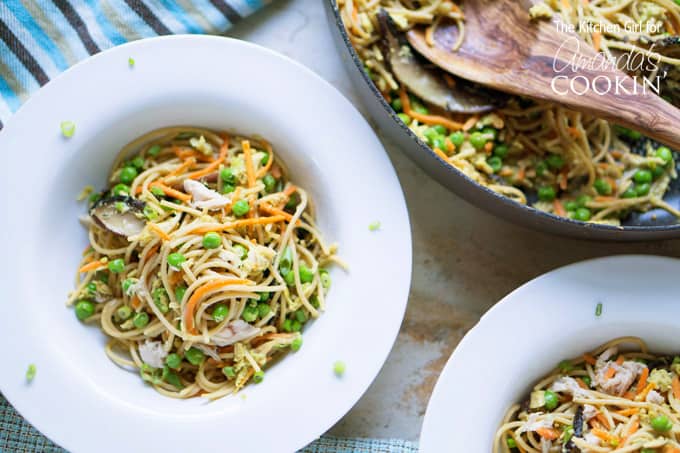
[495,337,680,452]
[339,0,680,225]
[69,127,340,400]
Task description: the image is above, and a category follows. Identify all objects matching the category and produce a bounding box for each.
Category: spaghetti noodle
[68,127,340,400]
[495,337,680,452]
[339,0,680,224]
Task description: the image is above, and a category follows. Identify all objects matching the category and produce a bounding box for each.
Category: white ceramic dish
[0,35,411,453]
[420,255,680,452]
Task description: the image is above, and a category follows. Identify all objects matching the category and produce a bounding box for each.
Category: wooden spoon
[407,0,680,150]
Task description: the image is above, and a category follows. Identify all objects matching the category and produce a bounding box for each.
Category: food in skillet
[339,0,680,224]
[69,127,340,399]
[496,337,680,452]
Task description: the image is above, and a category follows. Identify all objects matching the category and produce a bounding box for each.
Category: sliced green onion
[595,302,603,317]
[60,121,76,138]
[368,221,381,231]
[333,361,346,377]
[26,364,36,382]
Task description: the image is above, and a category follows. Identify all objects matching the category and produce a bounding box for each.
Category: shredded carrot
[399,87,463,131]
[595,412,611,430]
[148,223,170,242]
[553,199,566,217]
[583,353,597,365]
[576,378,589,389]
[595,196,617,203]
[174,147,213,163]
[256,141,274,178]
[615,408,639,416]
[535,427,559,440]
[433,147,449,161]
[604,366,616,380]
[636,382,656,401]
[78,259,107,273]
[621,418,639,444]
[616,356,625,365]
[144,243,160,260]
[259,204,299,224]
[445,138,455,153]
[610,150,623,159]
[567,126,581,138]
[484,142,494,154]
[188,215,287,234]
[150,182,191,202]
[672,375,680,400]
[623,391,635,400]
[591,428,619,445]
[165,157,196,178]
[184,279,252,334]
[516,167,526,182]
[664,447,680,453]
[168,271,184,287]
[592,31,602,52]
[185,138,228,180]
[130,295,141,309]
[665,19,676,36]
[283,184,297,198]
[636,367,649,395]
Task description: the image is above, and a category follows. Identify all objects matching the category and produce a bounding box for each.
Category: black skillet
[323,0,680,241]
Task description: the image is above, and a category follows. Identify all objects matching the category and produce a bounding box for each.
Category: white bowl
[0,36,412,453]
[420,255,680,452]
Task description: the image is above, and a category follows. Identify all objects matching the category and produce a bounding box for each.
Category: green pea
[538,186,556,202]
[152,287,169,313]
[576,195,591,207]
[119,166,138,184]
[411,100,428,115]
[116,305,132,321]
[621,187,638,198]
[242,306,258,322]
[594,178,612,195]
[284,270,295,286]
[424,128,441,144]
[253,371,264,383]
[285,194,299,210]
[487,156,503,172]
[223,366,236,378]
[260,152,269,166]
[449,131,465,147]
[175,285,186,302]
[310,296,320,309]
[291,336,303,352]
[167,252,186,269]
[294,309,308,323]
[431,136,446,151]
[212,304,229,323]
[88,192,102,205]
[133,312,149,329]
[544,390,559,410]
[231,199,250,217]
[573,208,591,222]
[184,348,204,366]
[582,376,592,387]
[220,167,235,184]
[493,144,509,158]
[108,258,125,273]
[564,201,579,211]
[282,319,293,332]
[263,174,277,193]
[558,360,574,372]
[397,113,411,125]
[481,127,497,140]
[545,154,565,170]
[651,414,672,432]
[656,146,673,164]
[469,132,487,150]
[432,125,447,135]
[391,98,403,112]
[614,125,642,140]
[111,183,130,196]
[299,264,314,283]
[640,450,656,453]
[130,156,145,170]
[633,169,653,184]
[75,300,95,321]
[86,282,97,294]
[652,164,665,179]
[535,161,548,177]
[233,244,248,259]
[636,182,651,196]
[259,292,270,302]
[165,353,182,370]
[506,437,517,449]
[202,232,221,249]
[150,186,165,197]
[147,144,162,156]
[257,303,271,318]
[162,366,183,389]
[291,320,302,332]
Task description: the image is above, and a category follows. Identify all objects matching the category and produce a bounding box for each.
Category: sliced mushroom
[90,195,146,237]
[377,9,499,114]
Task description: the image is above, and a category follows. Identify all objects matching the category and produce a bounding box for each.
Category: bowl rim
[324,0,680,235]
[0,34,412,453]
[418,254,680,452]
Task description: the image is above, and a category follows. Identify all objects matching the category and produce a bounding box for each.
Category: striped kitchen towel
[0,0,270,129]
